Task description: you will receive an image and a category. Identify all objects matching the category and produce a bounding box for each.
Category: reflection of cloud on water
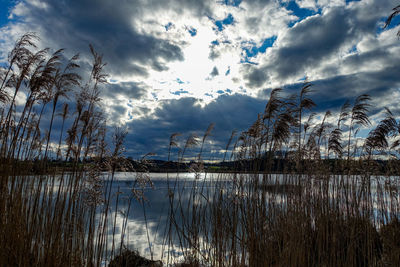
[100,172,236,263]
[104,210,163,259]
[110,172,234,181]
[102,177,195,263]
[100,172,400,264]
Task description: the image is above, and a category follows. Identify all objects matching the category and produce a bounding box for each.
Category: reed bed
[0,33,143,266]
[163,83,400,266]
[1,27,400,266]
[165,172,400,266]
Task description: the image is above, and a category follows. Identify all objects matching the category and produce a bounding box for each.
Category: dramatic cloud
[124,94,265,159]
[1,0,399,159]
[5,0,187,78]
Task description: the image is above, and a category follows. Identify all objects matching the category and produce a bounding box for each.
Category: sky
[0,0,399,160]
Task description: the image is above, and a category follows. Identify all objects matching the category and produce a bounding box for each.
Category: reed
[163,84,400,266]
[0,33,140,266]
[2,17,400,266]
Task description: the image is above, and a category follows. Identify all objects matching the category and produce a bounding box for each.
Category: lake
[100,172,399,265]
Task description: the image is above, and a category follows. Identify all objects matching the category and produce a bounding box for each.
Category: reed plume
[168,132,181,162]
[223,130,236,162]
[56,103,69,159]
[180,133,199,162]
[296,81,316,164]
[198,122,215,161]
[44,52,81,160]
[365,108,397,157]
[347,94,371,161]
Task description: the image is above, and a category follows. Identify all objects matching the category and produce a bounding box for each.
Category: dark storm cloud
[312,66,400,116]
[243,65,268,88]
[104,82,147,100]
[341,47,398,70]
[259,65,400,117]
[125,94,266,159]
[315,46,398,78]
[243,0,398,85]
[273,8,354,79]
[144,0,213,18]
[19,0,189,77]
[275,0,398,78]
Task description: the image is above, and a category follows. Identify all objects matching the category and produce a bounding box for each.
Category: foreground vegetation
[161,10,400,266]
[1,6,400,265]
[161,84,400,266]
[0,33,145,266]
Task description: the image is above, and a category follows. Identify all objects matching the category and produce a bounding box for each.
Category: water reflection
[101,172,400,265]
[103,172,228,264]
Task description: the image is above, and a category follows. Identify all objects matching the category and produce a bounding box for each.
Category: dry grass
[163,83,400,266]
[0,33,141,266]
[1,27,400,267]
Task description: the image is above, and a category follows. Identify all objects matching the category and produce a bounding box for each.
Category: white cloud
[1,0,400,157]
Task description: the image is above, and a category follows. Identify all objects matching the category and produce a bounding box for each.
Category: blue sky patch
[164,22,173,31]
[171,89,189,96]
[382,14,400,30]
[0,0,11,27]
[215,13,234,31]
[128,111,133,120]
[345,0,361,4]
[0,0,19,27]
[258,36,277,53]
[283,1,320,27]
[176,78,185,84]
[188,27,197,36]
[298,76,307,82]
[211,40,219,46]
[240,58,258,65]
[242,42,258,58]
[225,66,230,76]
[348,45,357,54]
[241,36,277,63]
[376,15,400,36]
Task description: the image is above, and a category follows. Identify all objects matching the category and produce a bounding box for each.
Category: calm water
[100,172,400,265]
[101,172,230,264]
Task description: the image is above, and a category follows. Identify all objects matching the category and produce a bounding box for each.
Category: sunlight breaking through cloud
[0,0,399,158]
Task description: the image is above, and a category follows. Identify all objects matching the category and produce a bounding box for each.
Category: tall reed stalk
[163,85,400,266]
[0,33,142,266]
